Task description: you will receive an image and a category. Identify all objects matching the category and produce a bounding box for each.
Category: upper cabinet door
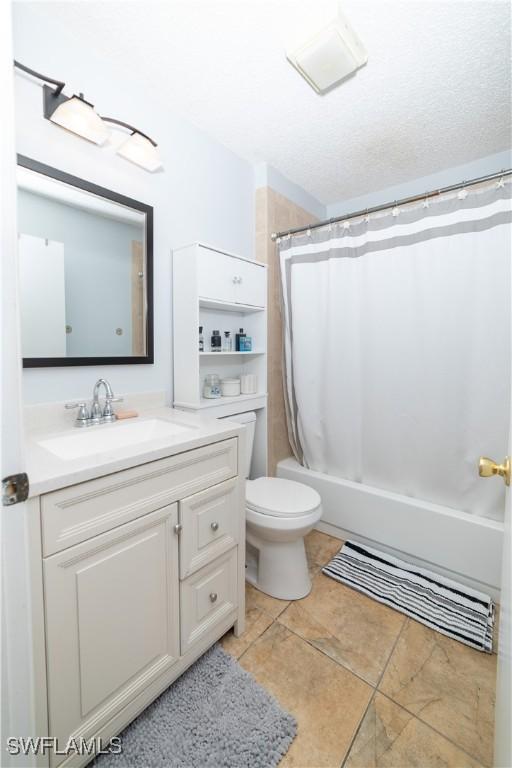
[234,259,266,307]
[197,246,237,304]
[196,246,266,308]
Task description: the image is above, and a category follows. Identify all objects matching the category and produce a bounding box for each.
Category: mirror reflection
[17,162,151,363]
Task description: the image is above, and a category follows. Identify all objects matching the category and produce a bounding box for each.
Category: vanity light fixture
[46,89,110,146]
[101,118,162,172]
[13,60,162,171]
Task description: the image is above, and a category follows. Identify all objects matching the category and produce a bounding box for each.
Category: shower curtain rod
[270,167,512,241]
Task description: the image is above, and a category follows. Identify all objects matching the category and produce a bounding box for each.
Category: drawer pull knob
[209,592,218,603]
[174,523,182,535]
[210,521,219,532]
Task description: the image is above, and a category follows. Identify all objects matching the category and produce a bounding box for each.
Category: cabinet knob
[210,521,219,531]
[174,523,182,535]
[209,592,218,603]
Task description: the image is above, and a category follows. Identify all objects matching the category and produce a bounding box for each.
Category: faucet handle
[65,402,90,426]
[102,396,123,422]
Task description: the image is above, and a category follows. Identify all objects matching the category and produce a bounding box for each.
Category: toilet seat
[246,477,321,518]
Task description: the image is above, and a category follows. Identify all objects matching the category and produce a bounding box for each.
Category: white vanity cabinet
[28,432,245,768]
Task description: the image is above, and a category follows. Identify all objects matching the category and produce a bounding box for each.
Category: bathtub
[277,457,504,599]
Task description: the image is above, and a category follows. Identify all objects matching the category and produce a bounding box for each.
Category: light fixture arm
[100,117,158,147]
[13,59,65,95]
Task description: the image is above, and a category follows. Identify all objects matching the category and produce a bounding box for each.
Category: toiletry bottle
[242,335,252,352]
[235,328,246,351]
[199,326,204,352]
[211,330,221,352]
[223,331,232,352]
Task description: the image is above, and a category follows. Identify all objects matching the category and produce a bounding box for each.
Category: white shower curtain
[280,182,512,521]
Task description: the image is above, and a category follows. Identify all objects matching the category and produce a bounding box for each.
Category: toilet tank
[221,411,256,478]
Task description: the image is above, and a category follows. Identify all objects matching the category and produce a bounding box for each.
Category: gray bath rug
[90,643,297,768]
[323,540,495,652]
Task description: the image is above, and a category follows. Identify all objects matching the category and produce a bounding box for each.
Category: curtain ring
[458,181,468,200]
[364,208,370,223]
[392,201,400,217]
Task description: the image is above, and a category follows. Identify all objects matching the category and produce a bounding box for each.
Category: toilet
[227,411,322,601]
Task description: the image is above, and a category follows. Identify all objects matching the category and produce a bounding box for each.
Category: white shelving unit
[172,242,268,477]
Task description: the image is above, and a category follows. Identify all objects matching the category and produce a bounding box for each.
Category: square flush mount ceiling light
[286,6,367,93]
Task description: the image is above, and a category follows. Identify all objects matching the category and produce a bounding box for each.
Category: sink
[38,418,194,460]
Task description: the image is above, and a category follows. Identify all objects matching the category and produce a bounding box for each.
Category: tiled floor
[220,531,497,768]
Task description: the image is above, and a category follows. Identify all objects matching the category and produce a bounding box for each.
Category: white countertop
[25,407,242,497]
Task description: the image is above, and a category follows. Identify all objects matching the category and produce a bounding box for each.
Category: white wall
[13,4,255,404]
[326,150,512,218]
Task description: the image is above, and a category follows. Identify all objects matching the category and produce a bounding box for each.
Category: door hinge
[2,473,29,506]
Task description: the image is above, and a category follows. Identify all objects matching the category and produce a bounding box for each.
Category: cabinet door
[44,504,179,767]
[197,246,237,303]
[235,259,266,307]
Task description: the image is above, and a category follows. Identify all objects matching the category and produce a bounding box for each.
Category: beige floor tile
[379,619,496,766]
[278,572,405,685]
[345,692,482,768]
[240,622,372,768]
[245,581,290,619]
[220,607,273,659]
[304,530,343,577]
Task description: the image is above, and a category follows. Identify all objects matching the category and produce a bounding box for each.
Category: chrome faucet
[92,378,116,424]
[65,378,123,427]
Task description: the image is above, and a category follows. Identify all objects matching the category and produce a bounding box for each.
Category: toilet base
[245,532,312,600]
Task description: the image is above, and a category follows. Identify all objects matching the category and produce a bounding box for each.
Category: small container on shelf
[221,378,241,397]
[198,326,204,352]
[235,328,246,351]
[210,330,222,352]
[240,374,257,394]
[240,335,252,351]
[222,331,233,352]
[203,374,221,398]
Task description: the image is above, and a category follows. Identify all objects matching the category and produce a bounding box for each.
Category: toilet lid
[246,477,321,518]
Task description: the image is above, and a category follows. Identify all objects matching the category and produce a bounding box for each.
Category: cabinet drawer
[180,549,237,654]
[179,477,239,579]
[41,438,237,556]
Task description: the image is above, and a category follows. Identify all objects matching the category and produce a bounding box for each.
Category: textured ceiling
[14,0,512,204]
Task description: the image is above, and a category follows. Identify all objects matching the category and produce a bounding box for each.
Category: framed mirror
[17,155,154,367]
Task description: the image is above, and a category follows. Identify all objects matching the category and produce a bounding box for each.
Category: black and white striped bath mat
[323,540,495,653]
